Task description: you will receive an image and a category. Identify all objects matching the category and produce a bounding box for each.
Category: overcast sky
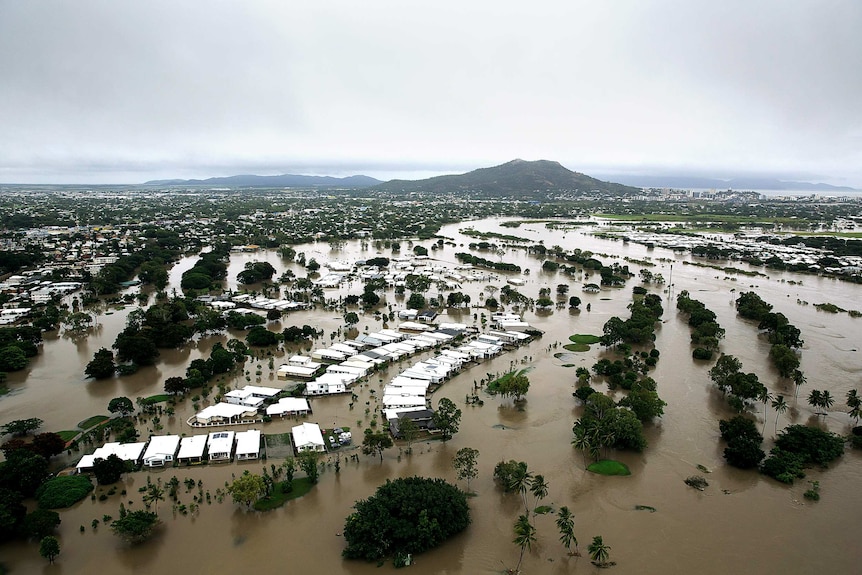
[1,1,861,186]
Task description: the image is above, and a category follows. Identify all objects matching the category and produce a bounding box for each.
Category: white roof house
[177,435,208,464]
[224,389,266,408]
[235,429,262,460]
[192,402,258,425]
[207,431,236,461]
[292,422,326,453]
[142,435,181,467]
[243,385,281,399]
[76,441,147,473]
[305,373,352,395]
[266,397,310,418]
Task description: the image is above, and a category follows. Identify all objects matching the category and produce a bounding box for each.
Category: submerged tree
[512,514,536,574]
[588,535,612,566]
[771,395,789,434]
[111,510,161,544]
[555,506,579,556]
[39,535,60,563]
[453,447,479,493]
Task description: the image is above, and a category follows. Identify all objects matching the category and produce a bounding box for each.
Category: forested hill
[144,174,382,187]
[371,159,641,196]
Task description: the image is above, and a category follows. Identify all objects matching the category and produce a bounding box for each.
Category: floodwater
[2,218,861,574]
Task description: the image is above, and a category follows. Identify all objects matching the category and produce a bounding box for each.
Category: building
[207,431,236,462]
[141,435,181,468]
[291,422,326,453]
[266,397,311,418]
[76,441,147,473]
[176,435,208,464]
[235,429,262,460]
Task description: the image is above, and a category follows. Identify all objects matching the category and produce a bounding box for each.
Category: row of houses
[75,429,263,473]
[188,385,312,427]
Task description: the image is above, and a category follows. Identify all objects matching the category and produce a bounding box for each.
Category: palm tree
[529,474,549,515]
[792,370,806,403]
[512,514,536,574]
[588,535,611,566]
[808,389,823,412]
[508,465,533,515]
[821,390,835,411]
[571,429,591,470]
[758,388,774,434]
[555,506,579,556]
[771,395,788,434]
[143,479,165,513]
[847,389,861,424]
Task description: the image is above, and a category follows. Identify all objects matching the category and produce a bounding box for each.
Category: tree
[361,430,393,462]
[847,389,861,424]
[709,354,742,394]
[770,344,800,378]
[772,395,789,434]
[0,345,28,372]
[227,471,266,508]
[25,509,60,539]
[0,449,49,497]
[1,417,43,436]
[512,514,536,574]
[792,370,807,403]
[588,535,611,566]
[432,398,461,441]
[507,463,533,514]
[297,450,319,484]
[499,372,530,403]
[110,510,161,544]
[453,447,479,492]
[406,293,426,310]
[164,376,188,395]
[246,326,278,347]
[617,384,666,421]
[568,296,582,309]
[344,311,359,326]
[39,535,60,564]
[556,506,578,556]
[30,432,66,459]
[398,416,420,453]
[108,396,134,417]
[92,454,126,485]
[143,479,165,512]
[529,474,548,514]
[342,476,470,562]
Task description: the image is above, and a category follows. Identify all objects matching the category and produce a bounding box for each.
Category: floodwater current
[2,218,861,574]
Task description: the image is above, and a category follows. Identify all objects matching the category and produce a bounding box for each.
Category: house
[266,397,310,418]
[305,373,352,395]
[192,403,259,426]
[177,435,208,464]
[278,356,323,379]
[389,409,436,437]
[76,441,147,473]
[142,435,181,467]
[207,431,236,462]
[224,389,266,409]
[292,422,326,453]
[235,429,262,460]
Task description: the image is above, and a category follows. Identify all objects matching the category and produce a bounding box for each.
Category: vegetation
[487,369,531,403]
[342,476,470,562]
[432,397,461,441]
[92,454,127,485]
[39,535,60,564]
[719,416,765,469]
[110,510,161,544]
[36,475,94,509]
[453,447,479,492]
[587,460,631,476]
[228,471,267,507]
[761,425,844,484]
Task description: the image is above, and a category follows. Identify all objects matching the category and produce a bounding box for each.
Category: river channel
[2,217,860,574]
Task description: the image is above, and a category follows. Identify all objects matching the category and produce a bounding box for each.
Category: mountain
[599,174,858,192]
[372,159,641,196]
[143,174,382,187]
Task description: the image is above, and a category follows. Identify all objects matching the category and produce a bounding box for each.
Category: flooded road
[2,218,861,574]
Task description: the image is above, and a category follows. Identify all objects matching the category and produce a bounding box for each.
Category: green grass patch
[562,343,590,352]
[534,505,553,515]
[264,432,293,447]
[788,231,862,238]
[587,460,631,476]
[56,430,79,442]
[144,394,172,404]
[569,334,601,344]
[36,475,94,509]
[253,477,315,511]
[77,415,110,430]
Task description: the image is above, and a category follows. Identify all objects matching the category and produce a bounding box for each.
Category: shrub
[36,475,94,509]
[342,477,469,562]
[773,424,844,467]
[761,448,806,484]
[692,347,713,360]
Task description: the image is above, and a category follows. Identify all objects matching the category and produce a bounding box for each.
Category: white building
[235,429,262,460]
[142,435,181,467]
[266,397,311,418]
[207,431,236,462]
[177,435,208,464]
[76,441,147,473]
[292,422,326,453]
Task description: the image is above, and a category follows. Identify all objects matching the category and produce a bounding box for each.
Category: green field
[144,394,172,403]
[56,430,80,442]
[253,477,315,511]
[587,459,631,476]
[569,334,601,344]
[77,415,110,430]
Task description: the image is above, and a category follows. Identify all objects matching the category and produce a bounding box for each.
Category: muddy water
[2,218,862,574]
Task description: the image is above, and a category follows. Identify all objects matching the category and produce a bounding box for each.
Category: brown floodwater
[2,218,861,574]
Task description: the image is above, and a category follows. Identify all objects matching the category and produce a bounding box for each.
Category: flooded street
[2,218,861,574]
